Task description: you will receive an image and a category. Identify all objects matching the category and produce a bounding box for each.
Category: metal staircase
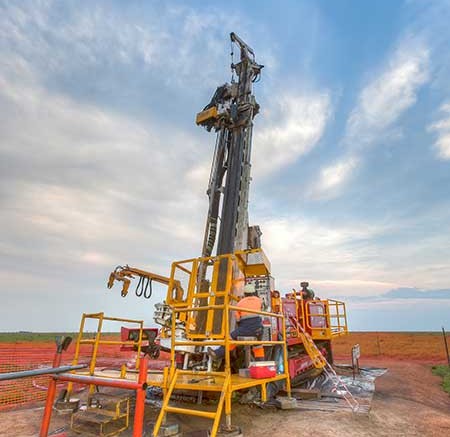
[152,369,231,437]
[71,392,130,436]
[286,313,360,412]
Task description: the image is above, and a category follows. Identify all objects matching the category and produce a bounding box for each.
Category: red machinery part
[120,327,159,351]
[288,354,314,379]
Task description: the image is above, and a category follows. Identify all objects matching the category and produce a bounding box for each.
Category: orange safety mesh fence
[0,341,140,411]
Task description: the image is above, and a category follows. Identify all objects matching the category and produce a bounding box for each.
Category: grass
[432,365,450,395]
[0,332,119,343]
[0,332,80,343]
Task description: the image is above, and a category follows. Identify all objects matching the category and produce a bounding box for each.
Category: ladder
[286,313,360,412]
[71,392,130,436]
[152,369,231,437]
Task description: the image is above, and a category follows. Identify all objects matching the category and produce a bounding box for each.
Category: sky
[1,0,450,332]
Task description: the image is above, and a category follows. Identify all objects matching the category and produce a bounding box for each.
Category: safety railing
[162,302,290,434]
[152,249,291,437]
[304,299,348,339]
[67,313,144,397]
[167,253,234,338]
[166,248,271,306]
[0,340,140,411]
[326,299,348,336]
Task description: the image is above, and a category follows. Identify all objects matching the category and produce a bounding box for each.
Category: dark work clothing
[301,288,315,300]
[215,316,263,359]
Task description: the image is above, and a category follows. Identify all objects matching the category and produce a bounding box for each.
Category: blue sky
[1,0,450,331]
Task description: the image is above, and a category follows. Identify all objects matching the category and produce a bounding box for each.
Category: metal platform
[69,368,287,394]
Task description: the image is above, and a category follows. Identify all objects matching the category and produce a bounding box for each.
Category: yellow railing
[304,299,348,339]
[67,313,144,396]
[170,305,289,380]
[163,303,290,436]
[327,299,348,336]
[154,250,291,437]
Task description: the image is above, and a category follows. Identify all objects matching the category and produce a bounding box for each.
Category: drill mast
[197,32,263,259]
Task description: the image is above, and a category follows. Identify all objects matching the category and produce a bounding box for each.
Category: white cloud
[0,63,208,283]
[0,61,214,333]
[428,102,450,159]
[0,2,242,90]
[314,279,400,297]
[258,213,450,300]
[253,92,332,177]
[307,155,358,200]
[0,1,283,330]
[346,38,429,146]
[308,37,430,199]
[260,216,391,295]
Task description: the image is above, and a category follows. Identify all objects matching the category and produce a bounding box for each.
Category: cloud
[308,36,430,199]
[344,287,450,302]
[428,102,450,159]
[0,1,242,91]
[345,37,429,147]
[259,216,392,297]
[253,92,332,177]
[1,1,333,183]
[383,287,450,299]
[2,1,299,331]
[256,209,450,301]
[0,1,297,330]
[307,154,358,200]
[347,298,450,331]
[0,55,216,331]
[0,55,209,288]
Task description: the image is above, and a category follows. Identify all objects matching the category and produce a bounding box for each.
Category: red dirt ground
[333,331,449,361]
[1,332,450,436]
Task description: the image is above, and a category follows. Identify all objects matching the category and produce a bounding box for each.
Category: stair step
[71,409,129,437]
[72,409,118,424]
[287,312,360,413]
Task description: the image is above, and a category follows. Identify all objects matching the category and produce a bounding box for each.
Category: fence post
[442,327,450,367]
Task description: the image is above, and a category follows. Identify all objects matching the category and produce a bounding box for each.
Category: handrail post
[281,314,291,396]
[223,262,231,431]
[133,357,148,437]
[40,337,71,437]
[67,313,86,397]
[88,312,104,396]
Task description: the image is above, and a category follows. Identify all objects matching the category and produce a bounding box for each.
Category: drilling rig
[49,32,351,437]
[120,32,348,431]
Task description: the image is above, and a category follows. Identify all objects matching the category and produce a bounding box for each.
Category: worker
[300,281,315,300]
[207,283,262,360]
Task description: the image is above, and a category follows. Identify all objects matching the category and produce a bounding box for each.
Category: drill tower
[197,32,263,259]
